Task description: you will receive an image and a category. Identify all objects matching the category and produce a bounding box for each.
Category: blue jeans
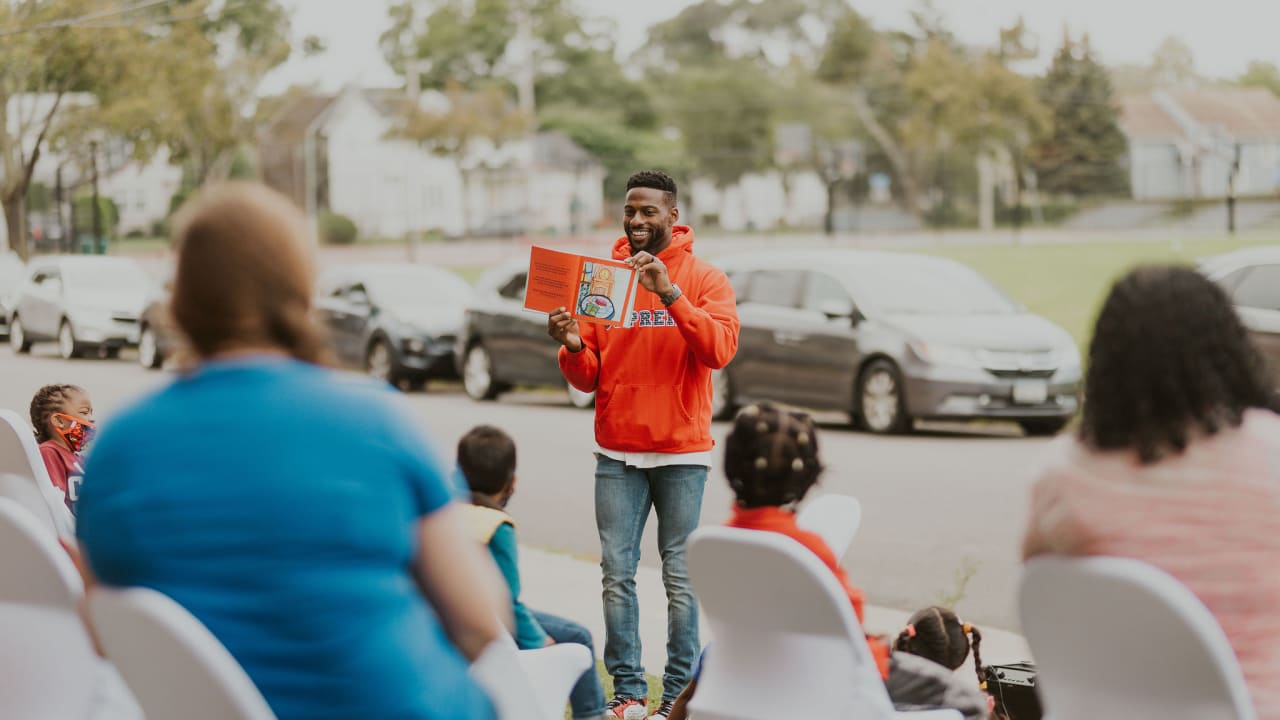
[595,455,706,702]
[531,610,606,719]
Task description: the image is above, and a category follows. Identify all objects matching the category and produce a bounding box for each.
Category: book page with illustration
[523,246,639,328]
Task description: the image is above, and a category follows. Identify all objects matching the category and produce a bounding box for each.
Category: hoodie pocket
[597,383,694,449]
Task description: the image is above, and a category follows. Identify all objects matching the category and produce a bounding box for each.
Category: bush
[319,211,358,245]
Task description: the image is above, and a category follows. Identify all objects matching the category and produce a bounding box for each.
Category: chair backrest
[796,493,862,560]
[686,525,897,720]
[0,408,74,537]
[88,586,277,720]
[0,497,101,719]
[470,636,593,720]
[1020,556,1257,720]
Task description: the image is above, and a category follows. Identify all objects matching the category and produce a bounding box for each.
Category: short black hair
[723,402,823,508]
[1080,264,1278,463]
[626,170,677,207]
[457,425,516,495]
[30,384,84,443]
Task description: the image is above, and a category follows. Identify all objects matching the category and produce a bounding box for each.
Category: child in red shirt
[721,401,892,677]
[30,384,96,515]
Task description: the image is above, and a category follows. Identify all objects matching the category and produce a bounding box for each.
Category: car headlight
[910,340,985,370]
[1056,342,1083,370]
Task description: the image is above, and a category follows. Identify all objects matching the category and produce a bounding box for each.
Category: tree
[817,8,921,216]
[668,60,775,188]
[1031,35,1129,197]
[1150,36,1198,89]
[1240,61,1280,97]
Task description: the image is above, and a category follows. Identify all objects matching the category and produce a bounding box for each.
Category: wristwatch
[660,284,682,307]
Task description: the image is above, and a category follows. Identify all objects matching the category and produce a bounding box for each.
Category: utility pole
[55,164,67,253]
[90,140,103,254]
[1227,142,1241,235]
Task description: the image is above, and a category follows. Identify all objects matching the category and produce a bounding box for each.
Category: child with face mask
[29,384,96,515]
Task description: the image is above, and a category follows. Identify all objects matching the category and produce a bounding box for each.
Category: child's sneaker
[605,696,647,719]
[646,700,675,719]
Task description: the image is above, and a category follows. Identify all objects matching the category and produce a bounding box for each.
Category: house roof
[1121,87,1280,143]
[1168,88,1280,140]
[261,94,336,146]
[1120,95,1185,141]
[533,131,601,171]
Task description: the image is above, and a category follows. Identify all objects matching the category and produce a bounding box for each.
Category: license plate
[1012,379,1048,405]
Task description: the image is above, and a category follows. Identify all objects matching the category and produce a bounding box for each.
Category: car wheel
[711,368,737,421]
[1020,418,1069,437]
[138,326,164,369]
[855,359,911,434]
[463,344,500,401]
[566,384,595,409]
[9,316,31,353]
[58,320,82,360]
[365,338,396,385]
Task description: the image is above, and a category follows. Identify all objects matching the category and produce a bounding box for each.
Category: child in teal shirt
[456,425,608,719]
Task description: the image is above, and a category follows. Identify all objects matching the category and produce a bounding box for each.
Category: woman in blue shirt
[76,182,506,720]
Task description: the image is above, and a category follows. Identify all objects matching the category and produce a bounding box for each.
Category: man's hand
[626,252,675,296]
[547,307,583,352]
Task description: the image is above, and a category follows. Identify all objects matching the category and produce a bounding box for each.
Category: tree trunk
[3,191,28,260]
[850,88,921,218]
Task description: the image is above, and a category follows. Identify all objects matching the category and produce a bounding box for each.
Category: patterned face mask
[53,413,96,453]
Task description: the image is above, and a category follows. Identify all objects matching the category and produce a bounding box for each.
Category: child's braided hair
[894,605,986,689]
[724,401,824,508]
[30,384,83,443]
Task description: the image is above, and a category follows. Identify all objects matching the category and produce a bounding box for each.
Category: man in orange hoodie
[548,170,740,720]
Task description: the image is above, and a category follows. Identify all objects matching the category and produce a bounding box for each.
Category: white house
[258,86,605,240]
[1121,88,1280,200]
[97,146,183,235]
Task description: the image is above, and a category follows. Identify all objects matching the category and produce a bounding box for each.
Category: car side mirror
[819,299,859,324]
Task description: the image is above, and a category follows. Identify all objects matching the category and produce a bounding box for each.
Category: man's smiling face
[623,186,678,255]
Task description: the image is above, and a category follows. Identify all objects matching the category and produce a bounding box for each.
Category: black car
[456,259,595,407]
[717,250,1081,435]
[316,263,472,389]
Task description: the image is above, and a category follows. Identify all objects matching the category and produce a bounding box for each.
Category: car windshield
[62,262,151,291]
[366,271,471,310]
[846,260,1019,315]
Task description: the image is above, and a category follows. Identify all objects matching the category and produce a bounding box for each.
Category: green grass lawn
[914,236,1279,353]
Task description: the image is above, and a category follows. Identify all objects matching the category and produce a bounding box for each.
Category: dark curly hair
[724,402,824,508]
[625,170,678,207]
[894,606,986,689]
[1079,264,1277,464]
[30,384,84,443]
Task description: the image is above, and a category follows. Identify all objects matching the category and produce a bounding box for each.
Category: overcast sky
[261,0,1280,95]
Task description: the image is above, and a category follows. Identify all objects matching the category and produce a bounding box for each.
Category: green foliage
[26,183,52,213]
[1032,35,1129,197]
[72,194,119,236]
[1240,61,1280,97]
[318,211,358,246]
[669,60,775,187]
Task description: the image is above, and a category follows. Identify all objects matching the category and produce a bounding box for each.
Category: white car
[8,255,151,359]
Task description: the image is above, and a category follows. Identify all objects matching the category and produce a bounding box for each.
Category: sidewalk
[518,545,1031,683]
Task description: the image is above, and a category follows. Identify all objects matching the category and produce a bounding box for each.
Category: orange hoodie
[558,226,739,453]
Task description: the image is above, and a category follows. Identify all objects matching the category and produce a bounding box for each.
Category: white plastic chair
[470,635,594,720]
[0,408,74,537]
[796,492,862,560]
[88,585,277,720]
[1020,556,1257,720]
[0,497,102,718]
[686,526,961,720]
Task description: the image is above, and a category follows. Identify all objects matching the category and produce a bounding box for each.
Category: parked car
[0,250,26,340]
[1199,245,1280,386]
[7,255,150,359]
[137,271,183,370]
[456,258,596,407]
[715,250,1082,435]
[315,263,472,389]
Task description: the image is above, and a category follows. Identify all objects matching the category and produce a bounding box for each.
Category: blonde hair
[169,182,332,365]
